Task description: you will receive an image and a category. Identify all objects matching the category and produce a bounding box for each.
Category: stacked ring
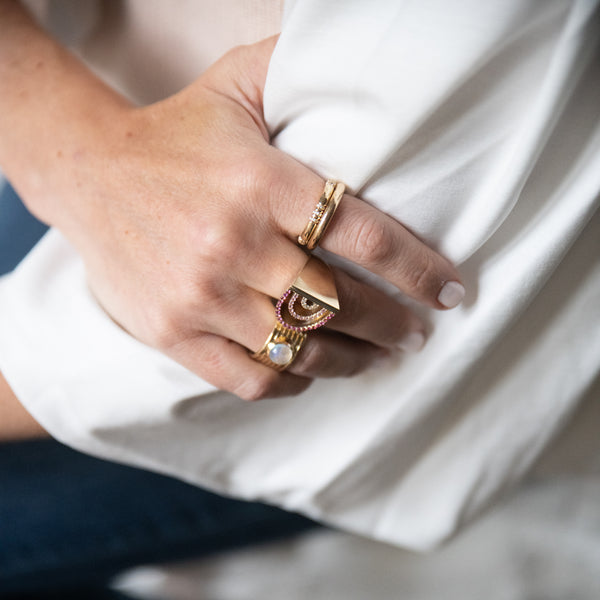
[297,179,345,250]
[251,257,340,371]
[251,180,345,372]
[276,256,339,331]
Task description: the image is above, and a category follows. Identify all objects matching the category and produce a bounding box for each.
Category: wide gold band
[276,256,339,332]
[251,322,307,371]
[298,180,345,250]
[251,257,339,371]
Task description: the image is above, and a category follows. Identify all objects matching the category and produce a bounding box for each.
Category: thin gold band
[298,180,345,250]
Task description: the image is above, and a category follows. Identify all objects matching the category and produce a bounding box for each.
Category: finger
[235,232,310,299]
[266,160,465,309]
[195,286,282,350]
[328,268,426,352]
[322,195,465,309]
[198,287,388,378]
[213,224,427,352]
[287,331,387,378]
[223,224,422,351]
[166,332,311,402]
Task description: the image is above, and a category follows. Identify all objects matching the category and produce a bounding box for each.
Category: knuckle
[349,216,396,266]
[144,307,186,350]
[219,150,273,207]
[198,342,235,379]
[407,251,439,297]
[237,152,273,189]
[192,220,241,265]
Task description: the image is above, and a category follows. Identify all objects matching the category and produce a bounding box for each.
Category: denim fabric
[0,440,315,597]
[0,182,49,275]
[0,184,316,597]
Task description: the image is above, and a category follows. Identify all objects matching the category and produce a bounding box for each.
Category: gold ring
[298,180,345,250]
[251,322,306,371]
[250,257,339,371]
[276,256,339,331]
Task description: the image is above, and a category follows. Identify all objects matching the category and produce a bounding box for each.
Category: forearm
[0,0,131,229]
[0,1,128,440]
[0,370,47,440]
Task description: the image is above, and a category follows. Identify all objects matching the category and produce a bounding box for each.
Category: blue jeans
[0,183,316,597]
[0,182,48,275]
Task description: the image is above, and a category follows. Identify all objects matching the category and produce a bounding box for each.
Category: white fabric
[1,0,599,550]
[114,387,600,598]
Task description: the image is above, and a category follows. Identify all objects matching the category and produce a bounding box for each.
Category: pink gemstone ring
[250,256,340,371]
[276,289,335,332]
[275,255,339,332]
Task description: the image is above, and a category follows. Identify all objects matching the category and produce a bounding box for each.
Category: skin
[0,1,464,439]
[0,371,46,439]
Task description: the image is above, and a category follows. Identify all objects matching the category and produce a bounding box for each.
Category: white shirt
[1,0,598,550]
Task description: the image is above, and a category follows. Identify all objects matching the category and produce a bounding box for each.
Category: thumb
[201,35,280,139]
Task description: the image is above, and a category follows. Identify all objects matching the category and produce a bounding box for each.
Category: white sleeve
[1,0,599,550]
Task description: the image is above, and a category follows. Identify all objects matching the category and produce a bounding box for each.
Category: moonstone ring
[251,322,307,371]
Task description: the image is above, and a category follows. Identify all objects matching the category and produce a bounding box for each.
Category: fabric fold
[1,0,598,549]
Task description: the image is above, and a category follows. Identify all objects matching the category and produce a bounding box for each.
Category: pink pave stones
[276,289,335,332]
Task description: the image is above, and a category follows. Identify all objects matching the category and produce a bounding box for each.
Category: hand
[0,21,464,400]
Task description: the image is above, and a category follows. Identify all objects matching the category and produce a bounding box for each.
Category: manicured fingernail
[397,331,426,353]
[438,281,465,309]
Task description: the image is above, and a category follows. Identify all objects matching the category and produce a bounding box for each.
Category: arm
[0,371,47,440]
[0,0,131,228]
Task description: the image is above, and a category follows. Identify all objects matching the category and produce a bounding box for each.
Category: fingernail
[397,331,426,353]
[438,281,465,309]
